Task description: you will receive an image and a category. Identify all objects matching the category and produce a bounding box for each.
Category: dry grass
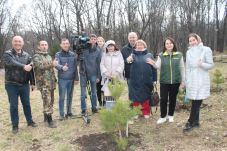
[0,62,227,151]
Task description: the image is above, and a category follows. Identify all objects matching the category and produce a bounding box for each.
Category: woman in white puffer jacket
[183,33,214,132]
[100,40,124,85]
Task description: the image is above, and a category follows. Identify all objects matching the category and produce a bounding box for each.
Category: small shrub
[99,77,141,149]
[212,69,225,90]
[116,138,128,150]
[49,41,61,57]
[220,55,223,61]
[177,87,192,105]
[177,87,186,102]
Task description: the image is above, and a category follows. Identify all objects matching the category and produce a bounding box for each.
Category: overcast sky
[9,0,225,20]
[10,0,31,15]
[11,0,31,6]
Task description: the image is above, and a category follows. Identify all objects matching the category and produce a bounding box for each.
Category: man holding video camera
[55,38,79,120]
[80,34,101,115]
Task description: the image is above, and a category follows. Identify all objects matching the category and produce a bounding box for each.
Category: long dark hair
[106,44,119,53]
[162,37,177,53]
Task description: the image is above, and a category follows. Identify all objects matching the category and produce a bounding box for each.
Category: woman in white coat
[100,40,124,99]
[183,33,214,132]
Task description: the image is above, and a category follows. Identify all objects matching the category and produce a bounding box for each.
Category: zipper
[141,51,143,100]
[16,55,20,83]
[111,55,112,75]
[170,55,172,84]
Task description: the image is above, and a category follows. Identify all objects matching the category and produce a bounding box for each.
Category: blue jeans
[5,84,33,125]
[58,78,74,115]
[80,74,97,110]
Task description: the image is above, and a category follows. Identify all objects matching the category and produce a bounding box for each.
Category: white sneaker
[144,115,149,119]
[168,116,174,122]
[157,117,166,124]
[134,115,138,119]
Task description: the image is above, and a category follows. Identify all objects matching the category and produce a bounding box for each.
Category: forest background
[0,0,227,68]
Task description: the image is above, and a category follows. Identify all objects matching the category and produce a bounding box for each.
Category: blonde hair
[97,37,105,48]
[189,33,202,45]
[135,39,147,49]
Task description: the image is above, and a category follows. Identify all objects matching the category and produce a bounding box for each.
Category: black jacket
[121,43,135,78]
[80,44,101,79]
[3,48,35,86]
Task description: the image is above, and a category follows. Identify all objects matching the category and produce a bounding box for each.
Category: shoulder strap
[150,86,159,115]
[150,106,158,115]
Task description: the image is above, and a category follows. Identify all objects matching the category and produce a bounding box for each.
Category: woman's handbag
[149,86,160,115]
[149,86,160,106]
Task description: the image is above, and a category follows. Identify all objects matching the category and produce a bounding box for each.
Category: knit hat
[104,40,115,49]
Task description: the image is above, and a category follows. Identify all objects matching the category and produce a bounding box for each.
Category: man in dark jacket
[80,34,101,115]
[121,32,138,87]
[55,38,79,120]
[3,36,38,133]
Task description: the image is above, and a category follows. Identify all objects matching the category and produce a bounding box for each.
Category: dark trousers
[188,100,203,125]
[5,84,33,125]
[96,78,103,106]
[160,83,180,118]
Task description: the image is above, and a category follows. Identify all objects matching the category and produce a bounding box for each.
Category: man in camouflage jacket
[33,40,58,128]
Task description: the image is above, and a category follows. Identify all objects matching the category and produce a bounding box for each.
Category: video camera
[71,32,91,61]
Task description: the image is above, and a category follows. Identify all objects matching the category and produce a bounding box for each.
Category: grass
[0,62,227,150]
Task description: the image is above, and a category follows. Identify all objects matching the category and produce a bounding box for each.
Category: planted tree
[99,77,141,150]
[212,69,225,90]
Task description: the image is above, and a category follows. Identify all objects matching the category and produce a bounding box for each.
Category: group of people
[3,32,213,134]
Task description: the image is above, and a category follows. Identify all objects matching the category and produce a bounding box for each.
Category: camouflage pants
[40,89,54,114]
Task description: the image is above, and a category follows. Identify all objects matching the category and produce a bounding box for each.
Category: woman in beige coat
[100,40,124,85]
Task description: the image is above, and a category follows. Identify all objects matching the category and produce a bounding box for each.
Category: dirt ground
[74,132,142,151]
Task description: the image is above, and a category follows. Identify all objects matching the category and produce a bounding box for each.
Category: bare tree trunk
[105,0,113,40]
[215,0,222,52]
[117,122,122,140]
[223,3,227,51]
[218,1,226,52]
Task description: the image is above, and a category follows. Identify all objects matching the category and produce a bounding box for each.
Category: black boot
[12,125,18,133]
[194,121,200,128]
[103,101,106,107]
[47,114,57,128]
[44,114,48,122]
[183,122,194,132]
[92,108,99,114]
